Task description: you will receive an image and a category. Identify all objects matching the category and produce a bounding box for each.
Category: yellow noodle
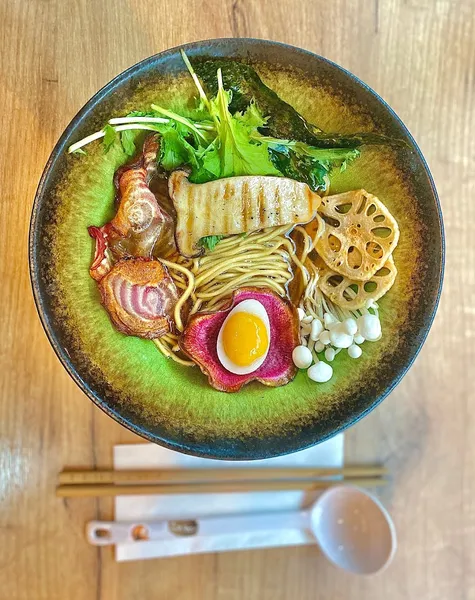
[152,338,195,366]
[160,258,195,332]
[189,299,203,315]
[194,249,280,287]
[154,223,324,366]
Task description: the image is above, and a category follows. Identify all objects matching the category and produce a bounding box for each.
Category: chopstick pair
[56,466,388,498]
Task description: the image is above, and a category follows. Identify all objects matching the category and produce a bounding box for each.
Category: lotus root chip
[316,189,399,280]
[317,255,398,310]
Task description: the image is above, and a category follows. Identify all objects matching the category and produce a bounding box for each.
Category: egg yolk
[222,312,269,367]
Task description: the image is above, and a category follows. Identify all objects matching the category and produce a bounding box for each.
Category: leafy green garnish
[127,110,157,118]
[199,235,224,251]
[103,124,117,153]
[208,70,281,178]
[193,58,408,150]
[259,138,360,162]
[194,59,311,143]
[120,129,136,156]
[268,146,326,190]
[159,128,191,170]
[263,138,360,189]
[151,103,209,142]
[70,53,406,191]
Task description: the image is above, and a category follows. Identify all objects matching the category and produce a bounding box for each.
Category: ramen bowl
[29,39,444,459]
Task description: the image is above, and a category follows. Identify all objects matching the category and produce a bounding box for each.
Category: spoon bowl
[311,485,397,575]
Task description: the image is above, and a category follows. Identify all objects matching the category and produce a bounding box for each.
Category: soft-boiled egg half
[180,288,299,392]
[217,299,271,375]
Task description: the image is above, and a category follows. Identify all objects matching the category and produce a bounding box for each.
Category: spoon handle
[87,510,310,546]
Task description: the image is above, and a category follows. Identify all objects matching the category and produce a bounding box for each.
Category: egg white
[216,299,271,375]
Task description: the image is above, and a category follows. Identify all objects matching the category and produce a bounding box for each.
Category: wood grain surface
[1,0,474,598]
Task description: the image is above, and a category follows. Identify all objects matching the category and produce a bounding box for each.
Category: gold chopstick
[58,465,387,486]
[56,476,388,498]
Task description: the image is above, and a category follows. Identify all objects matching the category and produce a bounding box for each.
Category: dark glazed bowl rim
[29,38,445,459]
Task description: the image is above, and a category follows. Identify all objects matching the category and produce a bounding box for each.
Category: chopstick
[56,477,388,498]
[58,465,387,486]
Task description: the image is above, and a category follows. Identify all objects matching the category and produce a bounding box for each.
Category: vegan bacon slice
[98,258,179,339]
[88,135,174,281]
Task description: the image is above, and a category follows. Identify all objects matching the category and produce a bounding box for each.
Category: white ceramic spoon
[87,485,396,575]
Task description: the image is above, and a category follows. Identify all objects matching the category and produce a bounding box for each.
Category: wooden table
[1,0,474,598]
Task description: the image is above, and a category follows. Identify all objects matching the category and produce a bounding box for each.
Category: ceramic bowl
[29,39,444,459]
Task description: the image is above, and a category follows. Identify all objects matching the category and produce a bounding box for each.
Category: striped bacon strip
[98,258,178,339]
[88,135,174,281]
